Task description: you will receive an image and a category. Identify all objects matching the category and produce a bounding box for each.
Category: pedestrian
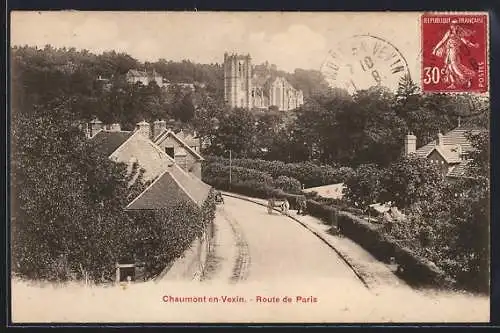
[281,198,290,216]
[268,197,274,214]
[297,196,306,215]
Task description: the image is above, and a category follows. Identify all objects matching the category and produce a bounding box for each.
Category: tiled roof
[125,170,195,210]
[427,146,462,164]
[109,131,175,183]
[127,69,147,77]
[447,159,475,178]
[90,130,134,156]
[415,127,483,158]
[153,130,204,161]
[168,164,211,206]
[125,164,211,210]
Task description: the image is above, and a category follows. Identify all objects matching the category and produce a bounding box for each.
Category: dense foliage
[342,131,490,292]
[11,45,218,283]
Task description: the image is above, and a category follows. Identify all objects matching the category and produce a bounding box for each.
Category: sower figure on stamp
[432,19,479,89]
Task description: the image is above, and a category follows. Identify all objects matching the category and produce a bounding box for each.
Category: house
[403,125,483,179]
[88,119,211,210]
[126,69,165,87]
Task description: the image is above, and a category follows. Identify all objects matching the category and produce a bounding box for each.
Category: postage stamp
[421,13,488,93]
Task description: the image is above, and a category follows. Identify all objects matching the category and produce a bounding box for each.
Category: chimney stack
[152,119,167,140]
[404,133,417,156]
[437,132,444,147]
[456,144,463,159]
[109,123,121,132]
[167,118,176,132]
[90,118,104,137]
[136,120,151,138]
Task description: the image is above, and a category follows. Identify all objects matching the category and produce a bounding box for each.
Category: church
[223,53,304,111]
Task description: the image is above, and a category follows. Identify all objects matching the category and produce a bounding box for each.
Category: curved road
[218,196,367,287]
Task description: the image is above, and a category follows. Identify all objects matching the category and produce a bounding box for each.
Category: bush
[273,175,302,194]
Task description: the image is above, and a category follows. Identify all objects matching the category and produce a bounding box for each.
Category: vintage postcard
[9,11,490,323]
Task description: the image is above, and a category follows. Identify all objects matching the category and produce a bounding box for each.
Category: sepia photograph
[9,11,490,323]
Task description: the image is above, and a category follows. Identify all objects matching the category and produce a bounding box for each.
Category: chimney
[152,119,166,140]
[90,118,104,137]
[167,118,176,132]
[456,144,462,159]
[136,120,151,138]
[437,132,444,147]
[404,133,417,156]
[109,123,121,132]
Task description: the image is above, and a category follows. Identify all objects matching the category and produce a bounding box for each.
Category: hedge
[126,188,217,280]
[337,211,452,288]
[204,156,354,188]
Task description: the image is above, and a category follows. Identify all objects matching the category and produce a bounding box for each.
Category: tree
[344,164,386,208]
[379,156,446,210]
[210,108,257,158]
[11,98,144,281]
[173,93,195,123]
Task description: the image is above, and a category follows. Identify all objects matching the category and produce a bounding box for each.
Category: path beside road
[221,191,410,291]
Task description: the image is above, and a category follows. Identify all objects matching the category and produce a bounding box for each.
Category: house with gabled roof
[152,126,204,179]
[88,119,211,210]
[403,125,483,180]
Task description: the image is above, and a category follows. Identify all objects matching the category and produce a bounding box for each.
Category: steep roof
[415,126,483,158]
[153,130,204,161]
[90,130,134,156]
[125,164,211,210]
[426,145,462,164]
[87,127,211,210]
[109,131,175,183]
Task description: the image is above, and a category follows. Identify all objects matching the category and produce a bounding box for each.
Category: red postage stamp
[421,13,488,93]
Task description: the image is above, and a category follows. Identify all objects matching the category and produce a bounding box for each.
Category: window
[165,147,175,159]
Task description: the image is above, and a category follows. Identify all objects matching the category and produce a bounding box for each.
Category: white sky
[11,11,422,74]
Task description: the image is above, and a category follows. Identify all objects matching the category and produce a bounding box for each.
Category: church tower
[224,53,252,109]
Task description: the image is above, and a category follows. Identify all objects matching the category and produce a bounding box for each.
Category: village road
[218,196,367,287]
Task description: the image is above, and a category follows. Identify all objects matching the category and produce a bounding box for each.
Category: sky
[11,11,426,92]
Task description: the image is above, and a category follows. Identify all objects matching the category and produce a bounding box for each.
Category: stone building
[85,119,204,181]
[223,52,304,111]
[126,69,165,87]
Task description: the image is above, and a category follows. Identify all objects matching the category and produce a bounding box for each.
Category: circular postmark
[320,34,411,94]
